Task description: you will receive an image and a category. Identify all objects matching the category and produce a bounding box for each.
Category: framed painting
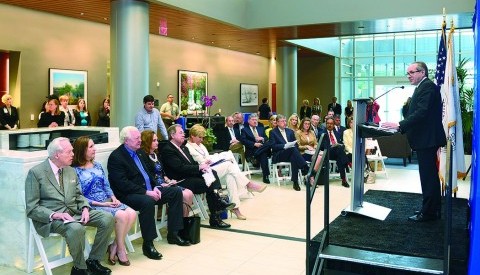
[178,70,208,114]
[49,68,87,106]
[240,83,258,106]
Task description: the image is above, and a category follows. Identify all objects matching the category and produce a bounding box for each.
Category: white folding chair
[271,161,292,186]
[192,194,209,220]
[366,139,388,178]
[125,204,167,253]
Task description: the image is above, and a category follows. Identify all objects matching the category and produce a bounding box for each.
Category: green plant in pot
[202,128,217,152]
[457,58,473,154]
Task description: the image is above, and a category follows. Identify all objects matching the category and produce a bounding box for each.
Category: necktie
[280,129,288,142]
[329,131,336,145]
[131,152,152,191]
[58,168,64,192]
[177,145,191,163]
[229,128,235,138]
[252,127,259,138]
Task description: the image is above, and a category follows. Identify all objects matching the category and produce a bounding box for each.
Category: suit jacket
[107,144,159,202]
[334,125,346,139]
[269,127,299,163]
[399,78,446,150]
[241,124,269,157]
[232,123,243,140]
[25,159,89,237]
[299,106,312,119]
[327,103,342,116]
[160,141,203,180]
[215,126,236,151]
[319,129,344,150]
[0,105,19,129]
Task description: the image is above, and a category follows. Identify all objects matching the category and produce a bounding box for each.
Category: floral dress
[74,161,128,215]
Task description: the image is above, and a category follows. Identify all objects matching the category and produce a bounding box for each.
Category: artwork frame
[49,68,87,107]
[178,70,208,114]
[240,83,258,106]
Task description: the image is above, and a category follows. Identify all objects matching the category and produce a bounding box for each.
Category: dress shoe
[341,180,350,188]
[86,259,111,275]
[71,266,89,275]
[116,251,130,266]
[247,182,267,193]
[142,242,163,260]
[263,176,270,184]
[293,182,301,191]
[167,233,191,246]
[209,217,231,228]
[106,244,116,265]
[301,165,309,176]
[216,200,236,213]
[408,213,437,222]
[231,208,247,220]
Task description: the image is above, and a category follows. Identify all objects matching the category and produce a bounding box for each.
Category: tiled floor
[2,161,471,275]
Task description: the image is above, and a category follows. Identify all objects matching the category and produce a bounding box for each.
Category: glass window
[340,78,353,108]
[341,58,354,77]
[374,35,394,55]
[416,31,438,54]
[355,78,373,98]
[374,56,394,76]
[394,56,415,76]
[355,36,373,57]
[355,57,373,77]
[341,38,354,57]
[459,29,474,54]
[395,33,415,55]
[415,55,437,77]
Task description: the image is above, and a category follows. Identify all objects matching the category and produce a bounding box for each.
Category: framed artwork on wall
[178,70,208,114]
[49,68,87,107]
[240,83,258,106]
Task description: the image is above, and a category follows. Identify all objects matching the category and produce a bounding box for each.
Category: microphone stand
[374,86,405,101]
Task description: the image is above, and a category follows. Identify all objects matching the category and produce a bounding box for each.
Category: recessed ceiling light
[256,52,260,55]
[211,41,214,44]
[103,17,108,21]
[80,12,84,16]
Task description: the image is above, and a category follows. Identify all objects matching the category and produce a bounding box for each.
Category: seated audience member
[97,98,110,127]
[321,117,350,188]
[269,114,309,191]
[72,136,137,266]
[299,99,312,120]
[108,126,189,261]
[265,114,278,138]
[295,117,318,162]
[321,110,335,128]
[25,137,114,275]
[74,98,91,126]
[287,113,300,131]
[215,116,245,167]
[333,114,346,137]
[138,130,194,217]
[59,95,76,126]
[310,115,324,139]
[186,124,267,220]
[232,111,245,138]
[38,100,48,120]
[160,124,236,228]
[343,117,354,163]
[241,113,271,183]
[38,96,65,128]
[0,94,19,130]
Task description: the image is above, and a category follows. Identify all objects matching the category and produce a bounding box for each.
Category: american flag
[435,22,447,87]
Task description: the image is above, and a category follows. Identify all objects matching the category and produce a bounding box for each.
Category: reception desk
[0,126,120,271]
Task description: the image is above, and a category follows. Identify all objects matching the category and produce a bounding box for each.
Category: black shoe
[86,259,111,275]
[408,213,438,222]
[263,176,270,184]
[142,241,163,260]
[414,210,441,219]
[301,166,309,176]
[167,234,191,246]
[217,200,236,213]
[341,180,350,188]
[71,266,89,275]
[209,217,231,228]
[293,182,301,191]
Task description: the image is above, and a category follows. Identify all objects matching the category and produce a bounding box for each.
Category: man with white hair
[25,137,114,275]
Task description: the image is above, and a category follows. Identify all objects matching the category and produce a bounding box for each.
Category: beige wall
[0,4,270,128]
[297,55,335,118]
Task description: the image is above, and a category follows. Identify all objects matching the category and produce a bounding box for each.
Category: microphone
[374,86,404,101]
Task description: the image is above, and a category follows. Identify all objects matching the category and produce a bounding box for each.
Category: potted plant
[457,58,473,154]
[202,127,217,152]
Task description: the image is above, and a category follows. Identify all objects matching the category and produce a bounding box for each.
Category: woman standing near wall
[0,94,19,130]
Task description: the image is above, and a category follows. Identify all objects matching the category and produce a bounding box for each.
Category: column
[275,46,297,116]
[110,0,149,129]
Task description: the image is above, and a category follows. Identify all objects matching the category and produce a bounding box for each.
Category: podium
[341,98,395,221]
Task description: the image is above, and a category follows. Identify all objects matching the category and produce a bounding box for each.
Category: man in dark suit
[269,114,309,191]
[161,124,235,228]
[25,137,114,275]
[215,116,245,167]
[108,126,189,261]
[385,61,446,222]
[232,112,244,139]
[241,113,271,183]
[327,96,342,116]
[311,115,324,140]
[321,117,350,188]
[333,114,346,138]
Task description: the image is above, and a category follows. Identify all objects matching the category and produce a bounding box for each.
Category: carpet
[314,190,469,260]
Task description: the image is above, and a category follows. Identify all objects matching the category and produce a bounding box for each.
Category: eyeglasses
[406,70,422,76]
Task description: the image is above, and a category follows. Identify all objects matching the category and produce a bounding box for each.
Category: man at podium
[383,61,446,222]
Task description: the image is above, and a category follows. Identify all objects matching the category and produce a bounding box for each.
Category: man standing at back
[135,95,169,140]
[160,94,180,127]
[384,61,446,222]
[25,137,114,275]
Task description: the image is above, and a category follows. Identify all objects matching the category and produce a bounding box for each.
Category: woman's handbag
[179,203,201,244]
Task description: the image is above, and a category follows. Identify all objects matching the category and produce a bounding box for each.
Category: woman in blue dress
[73,136,136,266]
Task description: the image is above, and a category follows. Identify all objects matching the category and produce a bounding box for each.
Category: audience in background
[38,100,48,120]
[74,98,91,126]
[0,94,19,130]
[97,97,110,127]
[38,96,65,128]
[257,97,272,120]
[343,117,354,163]
[327,96,342,116]
[311,97,322,118]
[241,114,271,183]
[59,95,75,126]
[135,95,168,140]
[287,113,299,131]
[295,117,318,161]
[72,136,137,266]
[160,94,180,127]
[345,100,354,128]
[299,99,312,120]
[265,114,277,138]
